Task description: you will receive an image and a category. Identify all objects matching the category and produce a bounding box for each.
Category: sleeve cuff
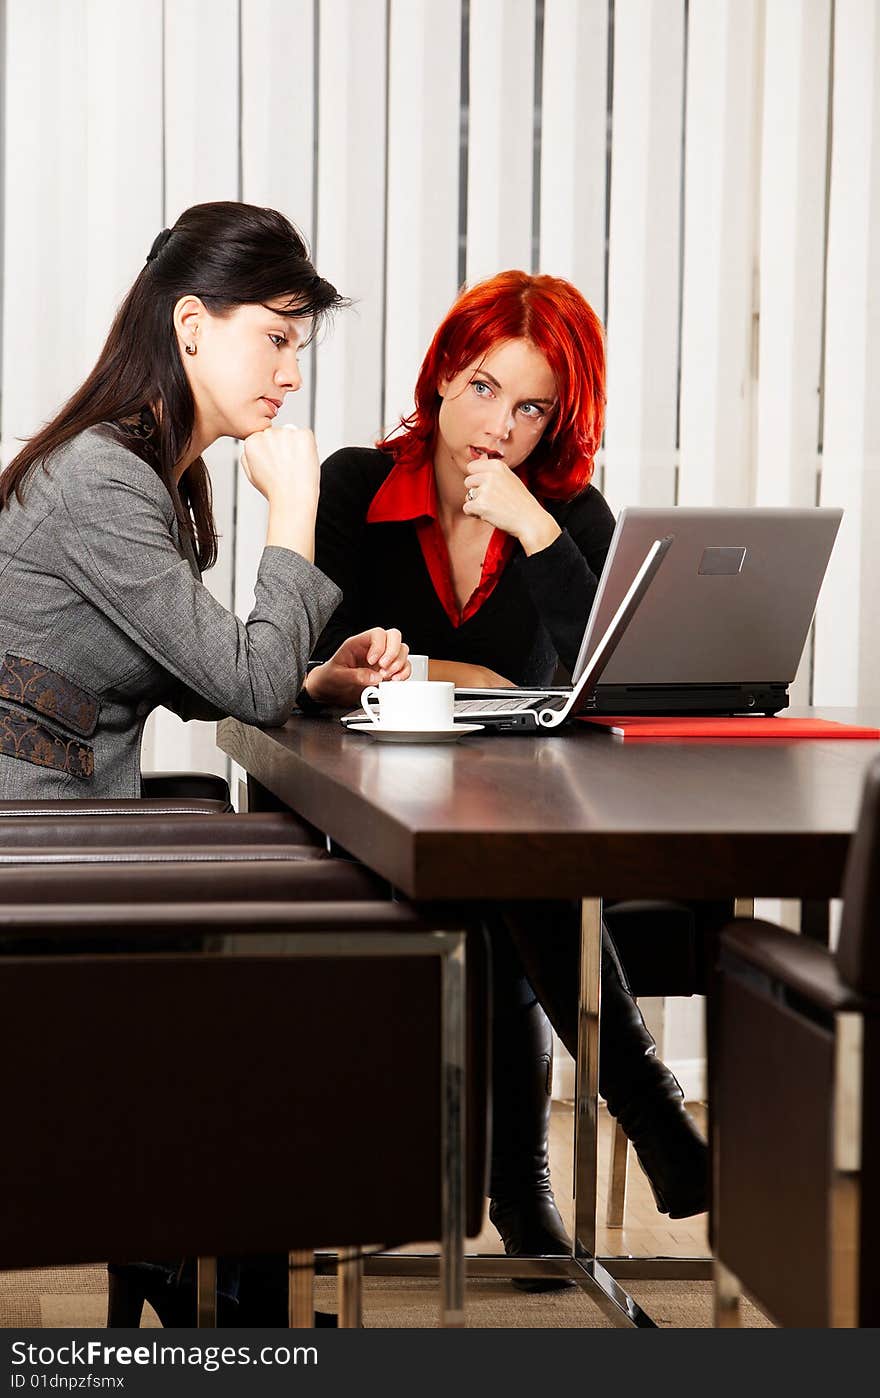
[521,527,583,583]
[296,661,327,715]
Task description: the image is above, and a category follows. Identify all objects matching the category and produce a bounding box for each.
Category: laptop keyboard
[454,695,569,715]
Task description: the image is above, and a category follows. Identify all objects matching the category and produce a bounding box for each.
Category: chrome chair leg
[196,1258,217,1328]
[338,1247,363,1328]
[574,900,656,1326]
[440,933,466,1328]
[574,897,602,1260]
[289,1249,314,1328]
[714,1259,742,1327]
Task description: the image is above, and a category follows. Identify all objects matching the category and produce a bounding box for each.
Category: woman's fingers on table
[326,628,411,685]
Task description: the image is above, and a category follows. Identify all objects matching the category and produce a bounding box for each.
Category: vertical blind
[1,0,878,779]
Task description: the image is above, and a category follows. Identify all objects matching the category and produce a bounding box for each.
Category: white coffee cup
[360,680,455,731]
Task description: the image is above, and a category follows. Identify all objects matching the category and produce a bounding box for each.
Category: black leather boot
[501,901,708,1220]
[596,928,707,1217]
[487,929,574,1291]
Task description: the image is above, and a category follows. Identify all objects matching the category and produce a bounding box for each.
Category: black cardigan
[313,447,616,686]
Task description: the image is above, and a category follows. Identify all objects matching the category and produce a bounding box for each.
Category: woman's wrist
[518,509,561,557]
[303,663,326,701]
[266,495,316,561]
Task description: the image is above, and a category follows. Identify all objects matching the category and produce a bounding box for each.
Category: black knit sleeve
[312,447,390,662]
[518,484,616,675]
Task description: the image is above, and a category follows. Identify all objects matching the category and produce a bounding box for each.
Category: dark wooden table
[218,709,880,902]
[217,707,880,1326]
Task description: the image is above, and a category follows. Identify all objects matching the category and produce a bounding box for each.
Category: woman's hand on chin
[240,425,319,509]
[241,426,321,560]
[304,628,411,706]
[462,457,561,555]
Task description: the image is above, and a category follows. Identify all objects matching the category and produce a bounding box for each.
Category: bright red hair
[379,270,605,500]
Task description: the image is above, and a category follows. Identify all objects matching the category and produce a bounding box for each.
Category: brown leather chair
[0,797,323,848]
[0,894,488,1328]
[0,810,335,852]
[0,804,390,903]
[0,852,388,905]
[141,772,233,806]
[0,767,233,817]
[0,796,231,818]
[709,756,880,1327]
[141,771,325,846]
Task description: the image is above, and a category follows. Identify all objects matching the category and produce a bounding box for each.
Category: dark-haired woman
[0,201,409,1321]
[0,200,409,803]
[313,271,709,1286]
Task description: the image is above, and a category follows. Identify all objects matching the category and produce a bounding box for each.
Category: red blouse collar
[367,453,515,627]
[366,452,438,525]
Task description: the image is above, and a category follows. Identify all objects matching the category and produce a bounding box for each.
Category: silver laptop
[573,505,842,715]
[342,537,672,732]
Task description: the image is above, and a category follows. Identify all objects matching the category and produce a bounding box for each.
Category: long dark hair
[0,201,345,570]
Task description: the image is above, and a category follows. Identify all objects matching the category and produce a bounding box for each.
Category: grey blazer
[0,425,340,798]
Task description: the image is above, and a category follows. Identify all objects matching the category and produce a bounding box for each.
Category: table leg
[338,1248,363,1328]
[605,1118,629,1227]
[196,1258,217,1328]
[289,1250,314,1327]
[572,897,656,1327]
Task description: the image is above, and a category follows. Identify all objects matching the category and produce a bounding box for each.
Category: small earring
[184,341,197,357]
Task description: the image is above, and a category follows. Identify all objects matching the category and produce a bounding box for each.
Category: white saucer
[346,722,484,744]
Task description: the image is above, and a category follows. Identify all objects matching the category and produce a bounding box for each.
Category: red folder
[578,715,880,742]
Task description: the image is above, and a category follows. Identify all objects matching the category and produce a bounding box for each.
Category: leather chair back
[0,811,320,851]
[0,899,488,1263]
[0,850,387,905]
[711,754,880,1325]
[0,797,231,819]
[837,754,880,995]
[141,772,232,806]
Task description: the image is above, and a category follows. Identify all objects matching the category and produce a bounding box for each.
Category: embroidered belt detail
[0,705,94,781]
[0,654,99,737]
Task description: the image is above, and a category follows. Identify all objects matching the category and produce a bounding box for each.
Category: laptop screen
[572,506,842,687]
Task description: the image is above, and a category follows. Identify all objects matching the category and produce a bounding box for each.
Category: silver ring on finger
[466,487,478,503]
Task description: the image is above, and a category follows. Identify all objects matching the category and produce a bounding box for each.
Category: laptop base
[587,682,789,717]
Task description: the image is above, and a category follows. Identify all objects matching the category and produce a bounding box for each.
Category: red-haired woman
[313,272,708,1285]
